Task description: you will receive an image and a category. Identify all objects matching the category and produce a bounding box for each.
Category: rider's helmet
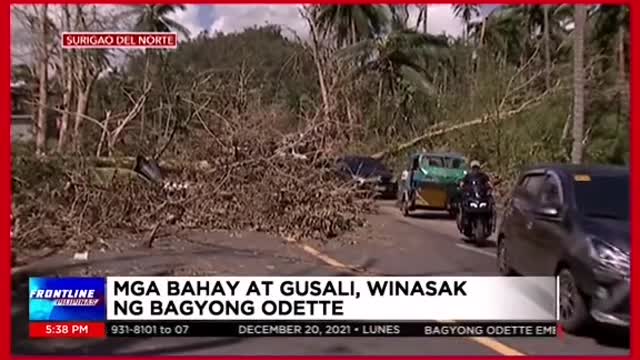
[470,160,481,173]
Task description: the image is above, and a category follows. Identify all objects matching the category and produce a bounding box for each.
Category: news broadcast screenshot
[10,2,631,358]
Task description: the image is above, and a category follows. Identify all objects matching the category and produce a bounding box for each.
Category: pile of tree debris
[11,127,376,263]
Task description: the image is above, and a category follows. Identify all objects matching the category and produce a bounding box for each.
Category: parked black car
[497,164,629,333]
[336,156,396,198]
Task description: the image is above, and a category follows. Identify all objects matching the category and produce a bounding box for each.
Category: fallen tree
[371,45,567,160]
[12,107,376,265]
[371,80,563,160]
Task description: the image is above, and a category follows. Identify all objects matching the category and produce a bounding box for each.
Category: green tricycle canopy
[407,152,469,185]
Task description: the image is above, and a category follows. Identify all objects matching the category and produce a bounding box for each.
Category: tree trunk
[35,4,49,155]
[571,5,586,164]
[543,5,552,90]
[73,80,94,150]
[616,25,627,120]
[302,8,330,120]
[345,93,353,140]
[474,18,486,75]
[371,87,555,160]
[376,77,383,124]
[463,21,468,46]
[58,62,74,152]
[141,49,150,139]
[417,6,428,33]
[350,19,357,63]
[96,111,111,157]
[57,5,73,153]
[423,6,428,33]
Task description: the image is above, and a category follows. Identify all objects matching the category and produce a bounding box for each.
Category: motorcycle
[456,180,496,246]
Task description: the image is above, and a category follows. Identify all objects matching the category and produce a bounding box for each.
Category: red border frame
[4,1,637,359]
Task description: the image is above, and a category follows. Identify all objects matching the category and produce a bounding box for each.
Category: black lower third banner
[106,321,558,337]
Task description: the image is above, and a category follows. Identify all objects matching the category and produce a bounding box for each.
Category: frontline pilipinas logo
[29,278,106,321]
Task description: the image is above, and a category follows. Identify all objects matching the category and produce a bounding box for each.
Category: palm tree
[592,5,629,53]
[468,8,527,65]
[469,5,572,68]
[389,5,409,29]
[571,5,587,164]
[452,5,480,44]
[338,8,450,91]
[314,5,389,48]
[336,8,450,124]
[132,5,189,33]
[130,5,190,136]
[132,4,190,75]
[592,6,629,109]
[592,5,629,158]
[515,5,572,82]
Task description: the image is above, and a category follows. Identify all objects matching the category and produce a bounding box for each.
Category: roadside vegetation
[11,5,629,263]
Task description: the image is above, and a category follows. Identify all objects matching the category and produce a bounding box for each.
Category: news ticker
[29,321,559,339]
[28,276,560,340]
[30,276,558,321]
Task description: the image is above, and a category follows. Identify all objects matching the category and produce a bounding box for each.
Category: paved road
[12,202,629,356]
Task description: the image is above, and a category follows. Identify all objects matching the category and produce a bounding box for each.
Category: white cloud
[207,5,464,39]
[210,5,308,39]
[172,6,204,38]
[407,5,464,37]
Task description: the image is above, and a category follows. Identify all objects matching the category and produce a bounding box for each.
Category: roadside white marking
[284,236,372,274]
[286,236,526,356]
[467,335,525,356]
[456,243,497,258]
[556,276,561,321]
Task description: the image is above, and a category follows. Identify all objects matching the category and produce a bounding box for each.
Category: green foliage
[34,4,628,181]
[314,5,389,47]
[132,5,191,36]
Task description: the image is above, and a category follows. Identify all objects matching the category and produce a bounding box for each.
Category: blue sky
[172,5,499,39]
[11,5,499,65]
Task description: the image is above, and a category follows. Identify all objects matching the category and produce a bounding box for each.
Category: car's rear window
[420,156,444,168]
[447,158,466,169]
[574,174,629,221]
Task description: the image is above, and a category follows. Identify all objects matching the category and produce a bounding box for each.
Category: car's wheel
[497,237,516,276]
[460,216,472,240]
[473,220,486,246]
[462,227,473,242]
[557,268,591,334]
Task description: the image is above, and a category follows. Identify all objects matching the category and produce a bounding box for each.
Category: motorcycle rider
[460,160,491,191]
[457,160,495,240]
